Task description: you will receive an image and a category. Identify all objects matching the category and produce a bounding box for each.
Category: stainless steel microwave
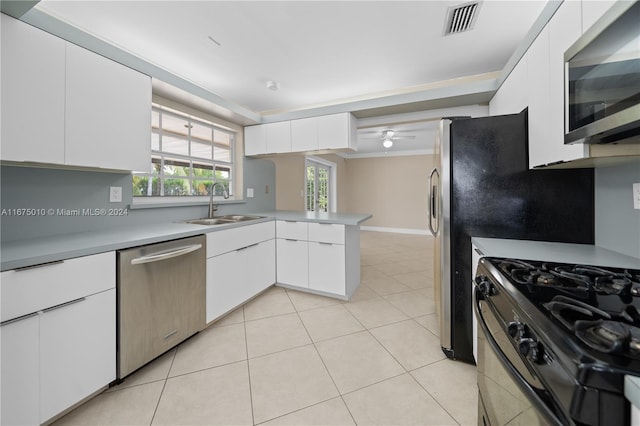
[564,1,640,145]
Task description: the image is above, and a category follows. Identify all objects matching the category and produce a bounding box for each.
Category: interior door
[306,159,331,212]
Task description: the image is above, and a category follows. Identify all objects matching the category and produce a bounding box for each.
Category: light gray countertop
[472,237,640,269]
[258,210,372,225]
[0,211,372,271]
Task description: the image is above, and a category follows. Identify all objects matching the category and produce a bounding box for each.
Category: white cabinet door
[489,55,528,116]
[65,43,151,171]
[318,113,355,150]
[246,240,276,297]
[291,117,319,152]
[276,239,309,287]
[1,315,40,426]
[308,242,345,296]
[40,289,116,423]
[206,239,276,323]
[245,125,267,156]
[527,28,552,169]
[206,251,244,322]
[542,0,586,166]
[0,14,66,164]
[266,121,292,153]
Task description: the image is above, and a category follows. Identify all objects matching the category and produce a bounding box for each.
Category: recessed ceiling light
[266,80,280,91]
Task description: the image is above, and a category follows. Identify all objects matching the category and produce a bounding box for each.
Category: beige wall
[345,155,434,230]
[267,153,348,212]
[267,152,433,231]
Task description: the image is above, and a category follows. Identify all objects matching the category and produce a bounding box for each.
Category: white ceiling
[24,0,549,155]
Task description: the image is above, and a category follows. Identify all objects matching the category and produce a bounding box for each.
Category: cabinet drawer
[1,251,115,322]
[308,223,344,244]
[276,220,309,240]
[206,221,275,258]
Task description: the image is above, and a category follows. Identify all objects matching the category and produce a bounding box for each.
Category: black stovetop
[487,257,640,363]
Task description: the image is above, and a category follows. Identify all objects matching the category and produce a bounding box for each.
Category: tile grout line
[284,288,359,426]
[240,306,257,426]
[148,347,177,425]
[407,363,465,426]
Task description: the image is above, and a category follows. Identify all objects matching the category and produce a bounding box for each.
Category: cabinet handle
[285,239,298,242]
[318,242,333,246]
[1,311,40,327]
[131,243,202,265]
[42,297,87,313]
[14,259,64,272]
[237,243,259,252]
[474,248,484,256]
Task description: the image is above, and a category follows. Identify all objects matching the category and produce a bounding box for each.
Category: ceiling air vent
[444,1,480,35]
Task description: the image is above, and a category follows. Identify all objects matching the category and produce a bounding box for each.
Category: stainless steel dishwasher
[117,235,205,379]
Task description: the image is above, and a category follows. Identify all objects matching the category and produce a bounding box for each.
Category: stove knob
[518,338,541,363]
[475,276,494,296]
[507,321,524,339]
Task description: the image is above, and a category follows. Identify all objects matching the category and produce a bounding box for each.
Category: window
[305,156,336,213]
[133,104,236,199]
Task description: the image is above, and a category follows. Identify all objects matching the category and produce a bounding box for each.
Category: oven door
[474,286,566,426]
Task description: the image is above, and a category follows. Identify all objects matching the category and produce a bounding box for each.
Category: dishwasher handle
[130,243,203,265]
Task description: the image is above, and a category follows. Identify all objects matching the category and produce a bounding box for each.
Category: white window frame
[132,103,239,207]
[305,155,337,213]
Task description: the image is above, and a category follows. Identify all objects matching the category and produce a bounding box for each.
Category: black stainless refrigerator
[428,109,594,364]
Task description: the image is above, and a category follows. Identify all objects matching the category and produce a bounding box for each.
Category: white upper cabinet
[534,0,586,168]
[493,0,639,169]
[244,113,357,155]
[291,117,319,152]
[1,14,66,164]
[0,14,151,171]
[65,43,151,171]
[244,124,267,156]
[527,27,552,169]
[317,113,357,150]
[488,55,528,116]
[266,121,292,153]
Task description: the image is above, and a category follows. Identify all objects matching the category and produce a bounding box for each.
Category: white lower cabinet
[0,252,116,425]
[275,220,360,299]
[1,315,40,426]
[276,239,309,287]
[308,242,345,296]
[40,289,115,422]
[205,222,276,323]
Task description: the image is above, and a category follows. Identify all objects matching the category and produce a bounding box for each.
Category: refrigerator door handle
[428,168,440,236]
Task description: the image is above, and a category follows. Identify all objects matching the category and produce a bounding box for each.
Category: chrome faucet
[208,182,229,218]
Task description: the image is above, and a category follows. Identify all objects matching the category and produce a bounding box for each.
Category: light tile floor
[54,231,477,426]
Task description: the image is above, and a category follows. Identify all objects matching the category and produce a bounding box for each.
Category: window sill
[130,196,246,210]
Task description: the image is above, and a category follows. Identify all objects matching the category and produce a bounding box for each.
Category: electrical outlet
[109,186,122,203]
[634,183,640,210]
[247,188,254,198]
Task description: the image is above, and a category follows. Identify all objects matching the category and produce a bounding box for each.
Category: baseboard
[360,226,432,236]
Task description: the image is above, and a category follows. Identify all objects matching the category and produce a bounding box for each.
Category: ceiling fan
[360,129,415,149]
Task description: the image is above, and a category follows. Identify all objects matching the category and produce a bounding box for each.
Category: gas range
[495,259,640,360]
[475,257,640,426]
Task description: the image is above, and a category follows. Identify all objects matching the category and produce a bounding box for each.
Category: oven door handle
[473,287,566,426]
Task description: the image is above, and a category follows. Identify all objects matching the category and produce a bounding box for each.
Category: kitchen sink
[184,215,265,226]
